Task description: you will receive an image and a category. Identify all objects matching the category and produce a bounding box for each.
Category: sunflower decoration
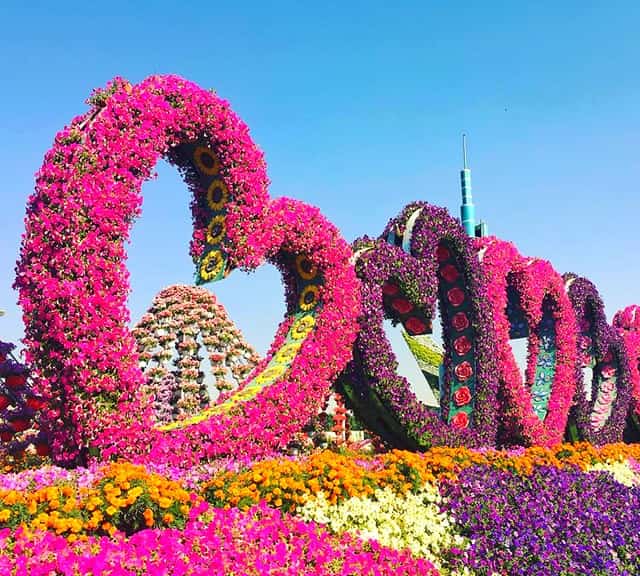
[199,250,225,282]
[193,145,221,176]
[298,285,320,312]
[206,215,226,245]
[274,342,302,365]
[295,255,318,281]
[255,363,287,384]
[206,180,229,211]
[291,315,316,340]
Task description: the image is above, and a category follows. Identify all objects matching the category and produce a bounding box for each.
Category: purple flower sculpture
[339,201,500,449]
[563,273,632,444]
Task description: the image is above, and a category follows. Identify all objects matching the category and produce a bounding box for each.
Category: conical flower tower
[133,285,260,423]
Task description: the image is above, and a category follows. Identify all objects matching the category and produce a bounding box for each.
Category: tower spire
[460,133,475,236]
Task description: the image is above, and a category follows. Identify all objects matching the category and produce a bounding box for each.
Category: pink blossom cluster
[15,74,360,466]
[475,237,578,445]
[613,305,640,417]
[0,501,438,575]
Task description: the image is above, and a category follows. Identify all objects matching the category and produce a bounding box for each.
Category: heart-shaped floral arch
[562,274,632,444]
[475,237,578,446]
[339,202,500,449]
[14,75,360,467]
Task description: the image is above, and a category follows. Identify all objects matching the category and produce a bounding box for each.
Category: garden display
[2,74,639,574]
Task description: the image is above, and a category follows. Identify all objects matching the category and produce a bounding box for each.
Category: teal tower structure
[460,134,476,236]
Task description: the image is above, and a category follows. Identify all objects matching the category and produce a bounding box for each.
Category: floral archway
[15,75,361,466]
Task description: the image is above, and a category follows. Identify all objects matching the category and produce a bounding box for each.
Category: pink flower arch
[15,75,360,466]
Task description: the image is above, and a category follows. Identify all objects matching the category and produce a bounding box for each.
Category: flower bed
[0,443,639,574]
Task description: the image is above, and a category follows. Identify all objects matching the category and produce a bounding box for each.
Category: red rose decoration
[405,317,427,335]
[391,298,413,315]
[26,397,45,410]
[382,282,400,296]
[5,374,26,389]
[9,418,30,432]
[0,431,13,442]
[440,264,460,283]
[453,335,472,356]
[454,361,473,382]
[453,386,472,406]
[436,245,451,262]
[35,443,50,457]
[451,411,469,429]
[0,395,9,411]
[447,287,465,307]
[452,312,470,332]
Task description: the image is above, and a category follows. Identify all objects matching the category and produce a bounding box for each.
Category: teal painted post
[460,167,475,236]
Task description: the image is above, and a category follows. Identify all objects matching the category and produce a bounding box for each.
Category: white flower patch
[587,459,640,487]
[298,483,470,575]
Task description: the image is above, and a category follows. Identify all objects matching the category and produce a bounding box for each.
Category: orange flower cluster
[203,442,640,512]
[0,462,197,539]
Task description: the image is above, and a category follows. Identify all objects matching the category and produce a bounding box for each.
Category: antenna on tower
[462,133,468,169]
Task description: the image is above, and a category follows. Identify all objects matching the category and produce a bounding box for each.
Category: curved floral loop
[475,237,578,446]
[133,285,261,424]
[15,75,360,466]
[339,202,500,450]
[562,274,632,444]
[613,305,640,439]
[0,340,49,457]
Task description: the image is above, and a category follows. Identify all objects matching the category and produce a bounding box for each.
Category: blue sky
[1,1,639,359]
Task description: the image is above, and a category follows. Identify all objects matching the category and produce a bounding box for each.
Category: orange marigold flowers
[143,508,154,527]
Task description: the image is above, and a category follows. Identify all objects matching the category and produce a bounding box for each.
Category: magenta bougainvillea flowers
[15,75,361,466]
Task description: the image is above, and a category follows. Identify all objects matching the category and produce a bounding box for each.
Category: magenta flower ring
[563,274,632,444]
[613,305,640,429]
[15,75,360,466]
[476,237,578,446]
[339,202,500,449]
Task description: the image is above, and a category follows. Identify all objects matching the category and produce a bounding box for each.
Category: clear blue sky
[1,1,639,357]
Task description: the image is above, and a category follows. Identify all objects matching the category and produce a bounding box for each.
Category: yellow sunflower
[206,215,226,245]
[199,250,225,282]
[291,315,316,340]
[255,363,287,384]
[295,254,318,280]
[274,342,302,365]
[206,180,229,210]
[193,146,221,176]
[298,285,320,312]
